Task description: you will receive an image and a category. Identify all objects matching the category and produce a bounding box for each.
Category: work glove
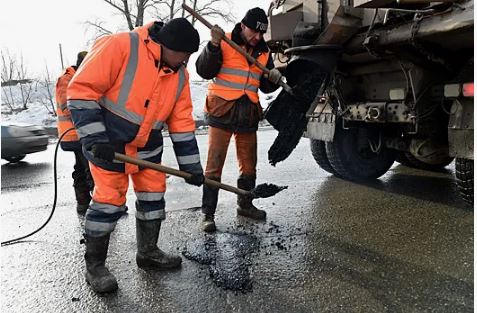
[90,143,115,162]
[184,173,205,187]
[210,25,225,47]
[267,68,283,85]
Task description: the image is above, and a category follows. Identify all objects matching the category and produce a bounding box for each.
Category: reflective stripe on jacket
[67,23,202,174]
[207,33,269,104]
[56,66,80,151]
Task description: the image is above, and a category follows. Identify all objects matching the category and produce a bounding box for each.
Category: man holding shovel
[67,18,204,293]
[195,7,282,232]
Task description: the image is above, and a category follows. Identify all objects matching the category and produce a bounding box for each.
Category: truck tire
[396,151,454,171]
[326,126,396,180]
[455,158,473,205]
[310,139,337,174]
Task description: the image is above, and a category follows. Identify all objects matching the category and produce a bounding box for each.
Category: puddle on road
[182,232,259,293]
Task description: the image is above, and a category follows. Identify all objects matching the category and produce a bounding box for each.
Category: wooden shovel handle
[114,153,250,196]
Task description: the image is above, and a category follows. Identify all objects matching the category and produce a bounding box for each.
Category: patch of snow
[190,80,208,120]
[2,80,279,129]
[2,104,56,127]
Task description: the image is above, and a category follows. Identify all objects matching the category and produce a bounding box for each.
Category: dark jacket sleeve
[195,42,223,80]
[259,54,280,94]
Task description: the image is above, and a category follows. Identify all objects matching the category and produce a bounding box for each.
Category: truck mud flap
[304,105,336,142]
[448,98,474,159]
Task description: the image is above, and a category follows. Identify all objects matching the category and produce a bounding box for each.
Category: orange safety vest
[56,66,80,148]
[68,23,196,174]
[207,33,269,104]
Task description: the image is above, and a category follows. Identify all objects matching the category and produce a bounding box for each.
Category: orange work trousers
[205,126,257,178]
[84,163,167,237]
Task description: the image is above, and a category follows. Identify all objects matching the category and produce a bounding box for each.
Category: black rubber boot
[72,152,93,215]
[200,176,220,232]
[136,219,182,270]
[237,175,266,220]
[201,214,216,232]
[84,234,118,293]
[74,181,91,215]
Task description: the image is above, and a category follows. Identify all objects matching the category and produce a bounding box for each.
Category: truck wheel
[455,158,473,205]
[397,151,454,171]
[310,139,337,174]
[326,126,396,180]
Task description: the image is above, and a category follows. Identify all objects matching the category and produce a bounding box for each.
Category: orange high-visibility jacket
[56,66,80,151]
[207,33,270,104]
[67,23,202,175]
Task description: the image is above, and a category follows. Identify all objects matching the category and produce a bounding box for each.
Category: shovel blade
[250,183,288,199]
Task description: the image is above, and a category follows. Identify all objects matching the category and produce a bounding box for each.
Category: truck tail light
[462,82,474,97]
[444,82,474,98]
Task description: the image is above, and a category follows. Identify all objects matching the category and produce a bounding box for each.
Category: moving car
[1,123,49,163]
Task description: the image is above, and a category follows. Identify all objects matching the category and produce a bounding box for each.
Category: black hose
[1,127,75,246]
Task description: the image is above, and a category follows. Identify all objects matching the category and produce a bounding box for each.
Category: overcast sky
[0,0,270,80]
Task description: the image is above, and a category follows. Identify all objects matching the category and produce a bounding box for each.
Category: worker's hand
[184,173,205,187]
[90,143,115,162]
[210,25,225,47]
[267,68,282,85]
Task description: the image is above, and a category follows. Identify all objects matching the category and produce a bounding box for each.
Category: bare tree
[1,50,17,113]
[86,0,234,39]
[37,65,56,116]
[152,0,235,26]
[16,54,33,110]
[84,18,115,44]
[1,50,16,113]
[1,50,35,113]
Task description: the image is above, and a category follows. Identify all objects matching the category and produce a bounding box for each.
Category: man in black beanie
[67,17,204,293]
[148,18,200,71]
[195,8,282,232]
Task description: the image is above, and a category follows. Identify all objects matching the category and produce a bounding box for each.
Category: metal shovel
[114,153,287,199]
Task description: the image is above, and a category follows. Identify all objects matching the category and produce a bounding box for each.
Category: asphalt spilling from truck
[265,60,327,166]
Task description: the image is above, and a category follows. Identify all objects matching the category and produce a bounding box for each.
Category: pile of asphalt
[183,232,258,293]
[182,218,313,293]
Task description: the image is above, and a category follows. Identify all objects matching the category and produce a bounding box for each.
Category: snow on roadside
[2,105,56,127]
[2,80,280,128]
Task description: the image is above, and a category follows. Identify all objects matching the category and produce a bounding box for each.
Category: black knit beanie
[76,51,87,67]
[154,18,200,53]
[241,7,268,33]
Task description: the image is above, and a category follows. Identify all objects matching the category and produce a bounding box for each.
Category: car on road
[1,123,49,163]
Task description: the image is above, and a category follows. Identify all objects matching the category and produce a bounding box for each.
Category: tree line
[1,0,233,116]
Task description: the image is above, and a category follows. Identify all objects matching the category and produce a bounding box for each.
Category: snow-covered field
[1,80,279,128]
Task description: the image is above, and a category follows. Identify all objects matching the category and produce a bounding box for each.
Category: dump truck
[265,0,474,204]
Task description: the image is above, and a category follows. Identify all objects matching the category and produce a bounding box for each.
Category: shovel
[182,3,296,96]
[114,153,287,199]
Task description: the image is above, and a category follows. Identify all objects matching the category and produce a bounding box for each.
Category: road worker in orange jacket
[67,18,204,293]
[195,8,281,232]
[56,51,94,215]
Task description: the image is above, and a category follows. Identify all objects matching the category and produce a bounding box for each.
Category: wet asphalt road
[1,128,473,313]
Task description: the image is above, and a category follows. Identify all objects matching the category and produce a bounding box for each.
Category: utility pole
[59,43,64,70]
